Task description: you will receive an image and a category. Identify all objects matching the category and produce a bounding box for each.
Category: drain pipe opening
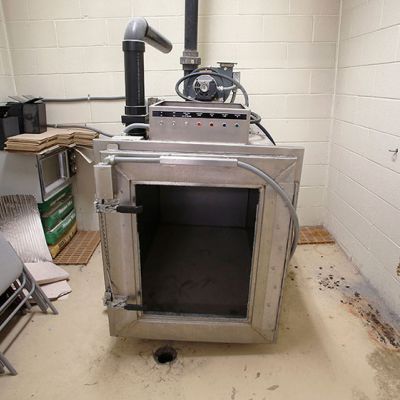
[154,346,177,364]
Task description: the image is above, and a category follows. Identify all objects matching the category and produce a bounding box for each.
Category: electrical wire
[218,84,236,91]
[47,124,114,138]
[175,70,276,144]
[175,71,250,106]
[255,122,276,146]
[44,69,275,143]
[123,123,150,134]
[191,66,219,74]
[250,111,261,124]
[230,88,237,103]
[103,154,299,260]
[237,160,299,259]
[179,67,240,104]
[44,96,125,102]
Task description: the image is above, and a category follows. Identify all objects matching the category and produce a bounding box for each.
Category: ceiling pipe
[180,0,201,81]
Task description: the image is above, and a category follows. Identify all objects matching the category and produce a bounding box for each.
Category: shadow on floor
[102,279,324,362]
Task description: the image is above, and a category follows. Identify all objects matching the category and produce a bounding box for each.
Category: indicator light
[197,122,201,127]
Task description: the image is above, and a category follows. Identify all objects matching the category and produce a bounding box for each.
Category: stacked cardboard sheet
[56,129,75,146]
[74,130,98,146]
[5,127,98,152]
[5,130,59,152]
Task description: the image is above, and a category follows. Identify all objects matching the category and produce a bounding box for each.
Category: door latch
[115,205,143,214]
[95,200,143,214]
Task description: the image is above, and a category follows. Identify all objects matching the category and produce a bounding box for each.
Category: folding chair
[0,235,58,375]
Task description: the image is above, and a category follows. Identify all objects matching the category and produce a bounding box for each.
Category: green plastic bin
[45,209,76,245]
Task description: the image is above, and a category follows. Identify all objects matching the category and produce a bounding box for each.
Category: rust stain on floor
[343,295,400,350]
[311,251,400,399]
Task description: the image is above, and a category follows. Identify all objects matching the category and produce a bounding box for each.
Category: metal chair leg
[0,268,58,377]
[0,352,18,375]
[23,266,58,315]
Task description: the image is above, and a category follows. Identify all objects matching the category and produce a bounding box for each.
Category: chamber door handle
[124,303,145,311]
[115,204,143,214]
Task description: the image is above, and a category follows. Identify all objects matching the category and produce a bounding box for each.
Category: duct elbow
[124,17,172,54]
[124,17,148,41]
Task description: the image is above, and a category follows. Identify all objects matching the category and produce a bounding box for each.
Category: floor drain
[154,346,177,364]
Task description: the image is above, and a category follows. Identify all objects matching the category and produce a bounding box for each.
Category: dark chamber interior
[136,185,259,318]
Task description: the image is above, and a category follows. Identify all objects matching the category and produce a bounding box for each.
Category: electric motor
[193,75,218,101]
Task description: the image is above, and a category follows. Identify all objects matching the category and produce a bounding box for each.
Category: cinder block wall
[327,0,400,311]
[0,0,340,226]
[0,2,15,101]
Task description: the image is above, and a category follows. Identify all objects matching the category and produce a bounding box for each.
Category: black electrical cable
[255,122,276,146]
[250,111,261,124]
[175,71,250,106]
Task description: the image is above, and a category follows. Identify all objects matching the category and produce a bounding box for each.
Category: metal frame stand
[0,266,58,376]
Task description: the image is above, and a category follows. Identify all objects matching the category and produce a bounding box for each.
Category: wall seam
[325,0,343,226]
[0,0,17,96]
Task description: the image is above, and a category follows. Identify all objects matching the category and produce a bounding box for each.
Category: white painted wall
[327,0,400,312]
[0,2,15,101]
[1,0,340,226]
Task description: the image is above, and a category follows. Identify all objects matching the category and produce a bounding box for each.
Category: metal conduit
[103,155,299,259]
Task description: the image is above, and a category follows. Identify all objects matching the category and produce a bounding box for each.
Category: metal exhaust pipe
[121,17,172,135]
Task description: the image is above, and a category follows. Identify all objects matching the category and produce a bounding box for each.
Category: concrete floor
[1,244,400,400]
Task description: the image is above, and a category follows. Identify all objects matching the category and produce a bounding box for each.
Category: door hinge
[103,290,144,311]
[95,199,119,213]
[95,200,143,214]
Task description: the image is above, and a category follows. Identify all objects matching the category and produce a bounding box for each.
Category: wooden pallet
[299,225,335,245]
[54,231,100,265]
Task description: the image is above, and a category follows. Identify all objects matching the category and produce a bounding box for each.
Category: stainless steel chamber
[92,7,304,344]
[93,133,304,343]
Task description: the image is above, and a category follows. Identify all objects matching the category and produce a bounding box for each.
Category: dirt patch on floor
[316,264,348,291]
[314,264,400,351]
[343,295,400,350]
[367,349,400,400]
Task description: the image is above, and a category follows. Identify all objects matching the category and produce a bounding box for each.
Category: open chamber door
[136,184,259,318]
[95,141,303,343]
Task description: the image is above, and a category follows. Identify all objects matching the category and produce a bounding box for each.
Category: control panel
[149,101,250,144]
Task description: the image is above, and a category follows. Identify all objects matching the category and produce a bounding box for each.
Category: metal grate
[53,231,100,265]
[298,226,335,245]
